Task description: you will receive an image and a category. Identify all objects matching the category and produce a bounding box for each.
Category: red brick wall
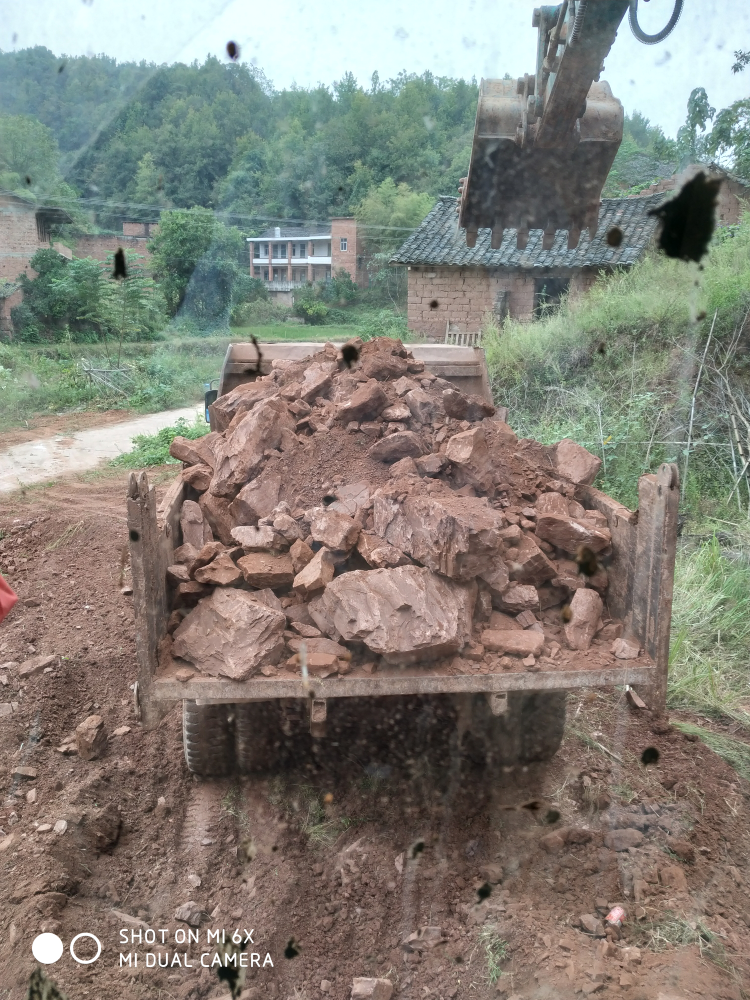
[407,266,537,339]
[0,196,47,282]
[330,218,365,286]
[74,235,153,270]
[122,222,160,238]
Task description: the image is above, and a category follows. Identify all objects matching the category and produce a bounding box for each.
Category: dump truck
[458,0,684,249]
[127,341,678,776]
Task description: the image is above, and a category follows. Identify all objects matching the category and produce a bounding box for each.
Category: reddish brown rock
[210,397,295,497]
[535,491,570,516]
[166,564,191,584]
[173,542,199,566]
[193,553,242,586]
[488,610,522,630]
[357,531,409,569]
[336,380,388,423]
[76,715,107,761]
[495,584,539,613]
[231,525,282,551]
[180,500,213,549]
[237,551,295,588]
[309,508,361,552]
[535,514,611,554]
[389,457,419,477]
[373,491,505,581]
[444,427,492,488]
[292,548,336,594]
[198,492,235,546]
[564,588,603,650]
[189,541,226,577]
[308,566,475,664]
[481,630,544,656]
[181,463,212,492]
[415,453,446,477]
[327,481,371,518]
[172,589,286,680]
[286,636,351,660]
[381,402,411,423]
[555,439,602,486]
[506,533,557,586]
[368,431,425,464]
[209,380,279,433]
[478,560,510,600]
[404,388,443,425]
[169,436,208,466]
[612,636,640,659]
[361,353,409,381]
[604,828,643,851]
[442,388,495,421]
[230,473,282,526]
[290,538,315,574]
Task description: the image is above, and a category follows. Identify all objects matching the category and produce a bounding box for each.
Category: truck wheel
[183,701,235,777]
[235,702,281,773]
[466,691,567,766]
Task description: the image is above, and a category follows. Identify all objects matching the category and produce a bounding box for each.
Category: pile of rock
[161,336,636,682]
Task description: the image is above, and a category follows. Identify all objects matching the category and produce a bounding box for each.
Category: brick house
[246,217,364,305]
[392,166,749,339]
[392,193,665,339]
[0,192,72,336]
[74,221,159,269]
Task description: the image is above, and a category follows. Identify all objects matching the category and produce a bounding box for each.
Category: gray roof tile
[391,194,666,270]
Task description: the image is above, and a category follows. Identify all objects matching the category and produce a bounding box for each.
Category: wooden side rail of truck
[127,343,678,775]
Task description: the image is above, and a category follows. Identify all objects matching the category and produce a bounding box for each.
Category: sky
[2,0,749,138]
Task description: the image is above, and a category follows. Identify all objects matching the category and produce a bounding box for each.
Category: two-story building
[246,217,363,303]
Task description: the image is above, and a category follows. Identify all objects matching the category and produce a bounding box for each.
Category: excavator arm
[459,0,633,250]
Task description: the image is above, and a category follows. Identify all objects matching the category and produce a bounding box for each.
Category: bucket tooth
[466,228,479,248]
[542,225,556,251]
[491,224,505,250]
[567,227,581,250]
[516,226,529,250]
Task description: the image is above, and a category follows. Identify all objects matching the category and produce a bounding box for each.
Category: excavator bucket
[458,0,628,250]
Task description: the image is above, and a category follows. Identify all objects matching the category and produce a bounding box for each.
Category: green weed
[110,414,209,468]
[477,926,508,985]
[671,722,750,781]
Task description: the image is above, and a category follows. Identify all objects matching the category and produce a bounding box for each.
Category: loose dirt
[1,474,749,1000]
[0,406,202,493]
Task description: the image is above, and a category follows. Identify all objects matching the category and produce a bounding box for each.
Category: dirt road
[0,405,202,493]
[0,476,749,1000]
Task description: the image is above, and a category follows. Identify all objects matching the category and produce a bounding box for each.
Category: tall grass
[669,536,750,724]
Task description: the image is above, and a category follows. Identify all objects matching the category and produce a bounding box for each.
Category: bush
[111,415,210,467]
[355,309,409,342]
[295,300,329,325]
[230,298,291,326]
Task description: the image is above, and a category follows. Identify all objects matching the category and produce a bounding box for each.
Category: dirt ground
[0,410,138,449]
[1,470,750,1000]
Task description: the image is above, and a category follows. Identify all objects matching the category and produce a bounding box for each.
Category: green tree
[148,208,217,315]
[355,177,434,254]
[132,152,167,216]
[0,113,75,201]
[677,87,716,163]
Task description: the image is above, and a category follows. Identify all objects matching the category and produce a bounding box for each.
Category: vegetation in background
[110,414,209,468]
[10,248,166,344]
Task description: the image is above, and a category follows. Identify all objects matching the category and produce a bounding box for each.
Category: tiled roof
[391,194,667,270]
[250,225,331,240]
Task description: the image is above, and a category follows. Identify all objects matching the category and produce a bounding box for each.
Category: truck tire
[465,691,566,766]
[235,702,282,773]
[183,701,235,777]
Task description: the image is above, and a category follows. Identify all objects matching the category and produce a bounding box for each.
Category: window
[262,268,269,281]
[253,266,261,277]
[262,243,269,257]
[271,244,278,258]
[253,244,260,258]
[327,242,331,256]
[300,242,307,257]
[292,243,297,257]
[279,243,287,258]
[340,237,348,251]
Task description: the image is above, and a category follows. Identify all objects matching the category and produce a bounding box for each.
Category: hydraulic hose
[569,0,587,46]
[628,0,684,45]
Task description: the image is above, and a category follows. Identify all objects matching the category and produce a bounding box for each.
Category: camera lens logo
[32,932,102,965]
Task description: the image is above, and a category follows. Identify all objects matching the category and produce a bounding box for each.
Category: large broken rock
[229,472,282,526]
[336,380,388,423]
[210,397,295,498]
[361,353,408,381]
[564,588,603,650]
[535,491,570,516]
[172,589,285,680]
[444,427,493,488]
[181,463,212,492]
[189,541,225,577]
[357,531,409,569]
[442,388,495,422]
[169,433,220,468]
[506,533,557,586]
[198,492,235,546]
[555,439,602,486]
[193,553,242,587]
[328,481,371,517]
[368,431,425,463]
[495,584,539,613]
[535,514,611,554]
[231,525,282,551]
[292,548,336,594]
[373,492,505,581]
[404,388,443,425]
[290,538,314,574]
[309,508,361,552]
[209,380,279,433]
[309,566,475,663]
[481,630,544,656]
[237,552,295,588]
[180,500,212,549]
